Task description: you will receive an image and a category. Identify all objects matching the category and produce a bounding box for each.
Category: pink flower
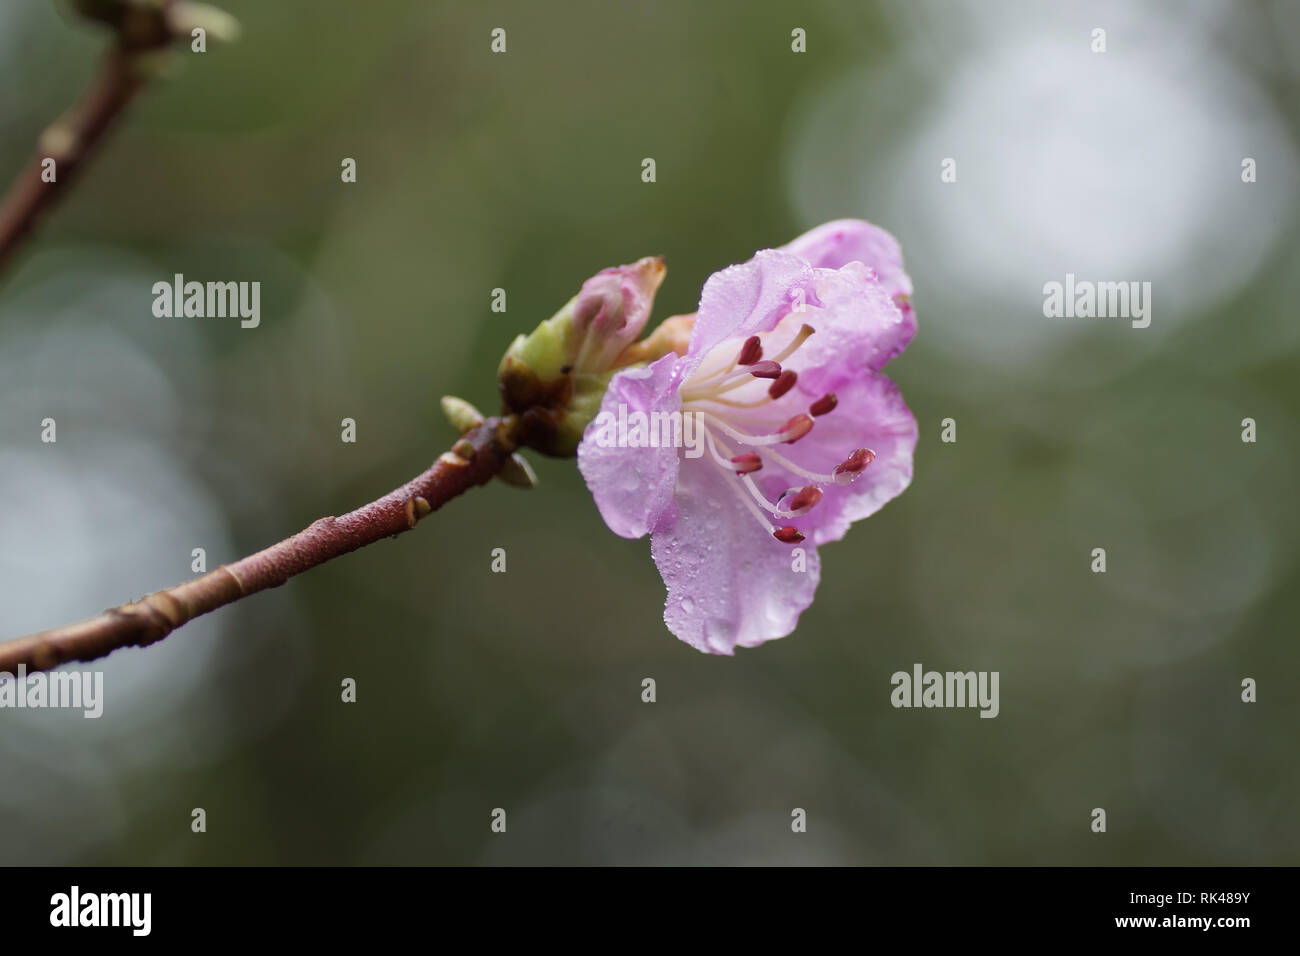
[577,220,918,654]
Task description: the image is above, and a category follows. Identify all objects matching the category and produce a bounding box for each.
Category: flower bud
[497,257,666,457]
[570,257,666,373]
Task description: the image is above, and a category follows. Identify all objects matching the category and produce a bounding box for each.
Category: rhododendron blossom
[578,220,918,653]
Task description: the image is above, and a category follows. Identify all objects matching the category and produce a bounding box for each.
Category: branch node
[450,438,477,462]
[404,495,432,528]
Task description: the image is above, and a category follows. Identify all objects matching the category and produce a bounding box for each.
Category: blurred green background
[1,0,1297,865]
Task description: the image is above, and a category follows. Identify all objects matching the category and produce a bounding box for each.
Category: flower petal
[650,453,822,654]
[577,353,683,539]
[785,262,916,392]
[685,249,820,377]
[774,370,918,546]
[782,218,912,303]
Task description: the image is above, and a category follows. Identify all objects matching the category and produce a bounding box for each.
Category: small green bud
[69,0,239,51]
[167,1,241,42]
[440,395,485,435]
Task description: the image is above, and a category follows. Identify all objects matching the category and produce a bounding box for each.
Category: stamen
[696,411,869,544]
[741,442,839,485]
[786,485,823,512]
[768,324,815,365]
[703,428,741,470]
[682,323,813,399]
[778,414,814,443]
[697,412,803,448]
[681,359,784,403]
[683,340,758,391]
[741,476,817,519]
[810,393,837,416]
[832,448,875,484]
[702,428,780,536]
[691,394,775,410]
[768,370,797,399]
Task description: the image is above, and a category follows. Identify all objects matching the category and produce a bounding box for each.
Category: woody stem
[0,45,146,280]
[0,418,518,675]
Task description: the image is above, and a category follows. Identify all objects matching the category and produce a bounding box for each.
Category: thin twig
[0,418,519,675]
[0,0,223,279]
[0,45,147,278]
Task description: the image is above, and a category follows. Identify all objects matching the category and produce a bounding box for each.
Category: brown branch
[0,0,226,279]
[0,45,147,278]
[0,417,519,675]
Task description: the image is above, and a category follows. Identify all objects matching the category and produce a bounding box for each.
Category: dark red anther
[748,361,782,379]
[730,452,763,475]
[778,413,814,443]
[768,369,797,399]
[832,447,876,484]
[773,526,805,544]
[787,485,823,512]
[737,335,763,365]
[809,393,838,416]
